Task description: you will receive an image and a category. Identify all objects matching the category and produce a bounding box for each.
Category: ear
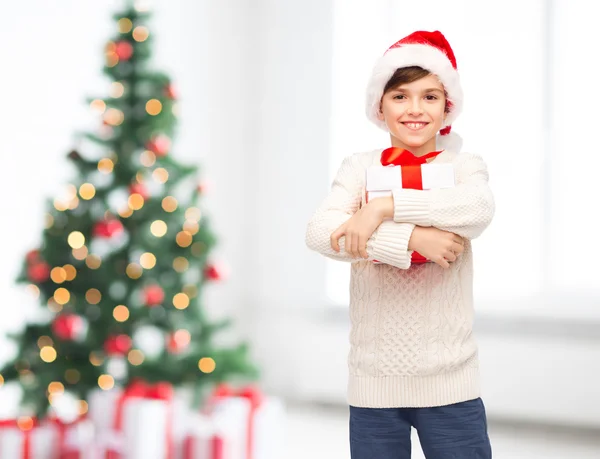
[376,103,384,121]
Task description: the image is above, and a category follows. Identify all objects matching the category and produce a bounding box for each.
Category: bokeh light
[113,305,130,322]
[140,252,156,269]
[150,220,167,237]
[198,357,216,373]
[68,231,85,249]
[98,374,114,390]
[173,293,190,310]
[40,346,57,363]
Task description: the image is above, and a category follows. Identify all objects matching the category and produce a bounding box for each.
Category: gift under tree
[0,0,258,421]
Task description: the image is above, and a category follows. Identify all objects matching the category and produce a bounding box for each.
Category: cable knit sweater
[305,148,495,408]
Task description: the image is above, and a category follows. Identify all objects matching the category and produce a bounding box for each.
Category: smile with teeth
[402,122,429,131]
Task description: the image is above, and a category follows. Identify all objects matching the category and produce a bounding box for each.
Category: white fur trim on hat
[365,44,463,132]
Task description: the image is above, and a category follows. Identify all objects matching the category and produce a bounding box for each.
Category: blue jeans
[349,398,492,459]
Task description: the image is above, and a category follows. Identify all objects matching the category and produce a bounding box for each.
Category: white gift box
[89,382,174,459]
[189,393,284,459]
[365,163,455,202]
[182,411,240,459]
[62,419,97,459]
[0,422,59,459]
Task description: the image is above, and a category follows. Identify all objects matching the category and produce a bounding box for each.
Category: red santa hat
[365,30,463,141]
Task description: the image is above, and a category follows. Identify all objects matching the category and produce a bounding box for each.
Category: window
[327,0,600,317]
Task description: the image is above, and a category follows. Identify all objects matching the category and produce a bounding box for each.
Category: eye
[425,94,438,100]
[393,94,406,100]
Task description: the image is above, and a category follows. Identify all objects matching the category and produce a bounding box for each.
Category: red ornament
[26,249,41,264]
[104,334,132,356]
[52,314,84,341]
[115,41,134,61]
[143,285,165,307]
[146,135,171,157]
[129,183,149,200]
[93,219,124,238]
[27,262,50,283]
[166,331,190,354]
[164,84,177,100]
[204,262,227,281]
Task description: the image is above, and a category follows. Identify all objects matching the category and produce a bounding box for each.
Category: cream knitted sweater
[305,148,495,408]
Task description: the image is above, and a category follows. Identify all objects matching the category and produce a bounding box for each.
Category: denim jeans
[349,398,492,459]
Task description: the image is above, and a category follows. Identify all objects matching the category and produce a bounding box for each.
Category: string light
[173,257,189,273]
[51,267,67,284]
[98,158,115,174]
[185,207,202,222]
[140,253,156,269]
[173,293,190,310]
[113,305,130,322]
[128,349,145,366]
[118,207,134,218]
[176,231,193,248]
[68,231,85,249]
[128,193,144,210]
[183,220,199,235]
[86,288,102,304]
[89,352,104,366]
[182,284,198,299]
[27,284,40,298]
[44,213,54,229]
[90,99,106,113]
[79,183,96,200]
[65,369,80,384]
[53,288,70,305]
[86,254,102,270]
[48,382,65,395]
[140,150,156,167]
[17,417,34,431]
[79,400,89,415]
[110,82,125,98]
[152,167,168,183]
[63,264,77,281]
[198,357,216,373]
[146,99,162,116]
[162,196,178,212]
[37,336,53,348]
[150,220,167,237]
[126,263,143,279]
[132,26,149,42]
[40,346,57,363]
[104,108,124,126]
[98,374,114,390]
[117,18,133,34]
[72,246,89,261]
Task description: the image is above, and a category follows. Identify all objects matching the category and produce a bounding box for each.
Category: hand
[330,202,385,258]
[408,226,465,269]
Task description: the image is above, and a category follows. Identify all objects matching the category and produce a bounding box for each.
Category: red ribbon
[380,147,443,264]
[209,384,264,459]
[47,414,89,459]
[0,417,39,459]
[108,380,174,459]
[183,434,223,459]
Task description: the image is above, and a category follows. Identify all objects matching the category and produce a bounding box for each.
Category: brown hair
[382,66,450,113]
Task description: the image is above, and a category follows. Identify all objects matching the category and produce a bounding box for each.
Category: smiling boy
[306,31,495,458]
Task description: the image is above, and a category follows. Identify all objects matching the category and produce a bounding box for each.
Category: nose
[407,98,423,116]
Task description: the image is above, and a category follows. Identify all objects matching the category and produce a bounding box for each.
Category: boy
[305,31,495,458]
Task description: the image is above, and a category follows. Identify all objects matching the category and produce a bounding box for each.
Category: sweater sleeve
[391,153,495,240]
[305,154,415,269]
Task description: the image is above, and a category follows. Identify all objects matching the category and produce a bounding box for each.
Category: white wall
[1,0,599,430]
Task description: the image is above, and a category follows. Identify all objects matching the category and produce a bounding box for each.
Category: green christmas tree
[0,1,258,417]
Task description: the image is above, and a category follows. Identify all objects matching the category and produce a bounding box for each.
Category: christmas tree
[0,1,258,417]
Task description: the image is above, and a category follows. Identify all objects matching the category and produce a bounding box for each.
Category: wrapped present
[182,411,239,459]
[365,147,455,264]
[0,418,59,459]
[55,416,96,459]
[89,380,174,459]
[191,385,284,459]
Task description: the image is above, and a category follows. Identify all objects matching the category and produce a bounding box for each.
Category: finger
[445,251,457,262]
[330,230,342,252]
[351,233,359,258]
[436,257,450,269]
[453,236,464,245]
[358,235,368,259]
[452,242,464,255]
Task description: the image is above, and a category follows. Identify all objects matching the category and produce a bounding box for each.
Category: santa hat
[365,30,463,141]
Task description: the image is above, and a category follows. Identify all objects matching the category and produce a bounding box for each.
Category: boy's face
[377,74,447,155]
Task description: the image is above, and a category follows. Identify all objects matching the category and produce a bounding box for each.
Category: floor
[285,402,600,459]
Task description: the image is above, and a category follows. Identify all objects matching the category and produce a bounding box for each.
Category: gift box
[365,147,455,264]
[57,417,97,459]
[89,380,174,459]
[185,385,284,459]
[0,418,60,459]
